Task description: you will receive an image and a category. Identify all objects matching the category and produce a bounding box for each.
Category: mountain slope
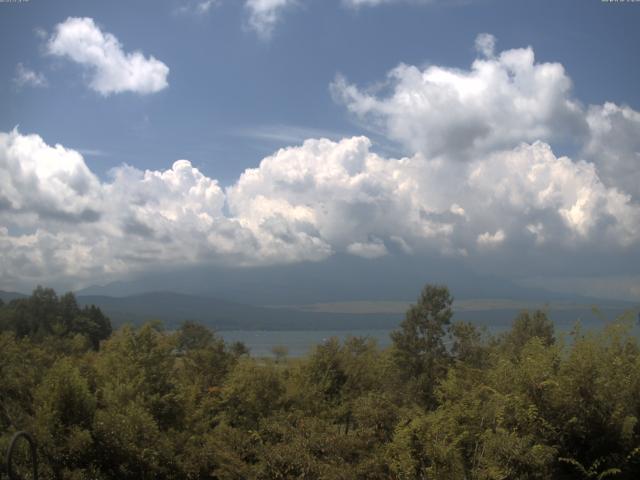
[75,291,638,332]
[76,292,402,331]
[0,290,27,303]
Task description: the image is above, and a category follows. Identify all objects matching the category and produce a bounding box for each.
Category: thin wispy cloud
[76,148,110,158]
[244,0,297,38]
[196,0,219,13]
[176,0,220,15]
[13,63,47,88]
[175,0,466,38]
[33,27,48,40]
[232,124,348,145]
[343,0,474,7]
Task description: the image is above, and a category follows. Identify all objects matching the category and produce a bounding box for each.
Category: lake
[220,329,395,357]
[219,309,639,357]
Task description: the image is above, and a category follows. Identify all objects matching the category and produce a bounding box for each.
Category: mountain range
[2,288,637,332]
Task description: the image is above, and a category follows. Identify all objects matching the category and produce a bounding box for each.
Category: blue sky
[3,0,639,181]
[1,0,640,301]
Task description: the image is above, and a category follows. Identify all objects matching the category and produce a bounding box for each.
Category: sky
[1,0,639,302]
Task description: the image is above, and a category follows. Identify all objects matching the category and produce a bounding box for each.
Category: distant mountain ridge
[2,289,637,332]
[0,290,27,303]
[75,254,587,305]
[74,291,640,332]
[75,291,403,331]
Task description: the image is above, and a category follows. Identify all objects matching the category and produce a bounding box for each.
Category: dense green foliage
[0,286,112,349]
[1,285,640,479]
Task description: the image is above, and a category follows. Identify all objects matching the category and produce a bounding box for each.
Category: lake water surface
[220,329,394,357]
[219,311,638,358]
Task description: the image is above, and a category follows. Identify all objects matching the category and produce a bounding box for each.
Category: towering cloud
[47,17,169,95]
[332,34,586,159]
[584,102,640,200]
[1,128,638,290]
[0,130,102,223]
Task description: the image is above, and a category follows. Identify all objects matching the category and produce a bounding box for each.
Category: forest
[1,285,640,479]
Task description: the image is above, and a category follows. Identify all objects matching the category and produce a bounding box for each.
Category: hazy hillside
[75,254,580,305]
[0,290,26,303]
[3,289,636,332]
[75,291,403,331]
[76,291,637,332]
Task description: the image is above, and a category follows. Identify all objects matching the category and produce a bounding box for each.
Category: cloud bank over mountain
[1,35,639,294]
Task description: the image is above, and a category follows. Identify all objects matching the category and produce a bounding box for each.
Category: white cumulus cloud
[2,35,639,291]
[477,229,505,248]
[47,17,169,95]
[1,129,638,290]
[467,142,639,245]
[347,239,388,258]
[332,33,586,159]
[0,129,102,224]
[584,102,640,200]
